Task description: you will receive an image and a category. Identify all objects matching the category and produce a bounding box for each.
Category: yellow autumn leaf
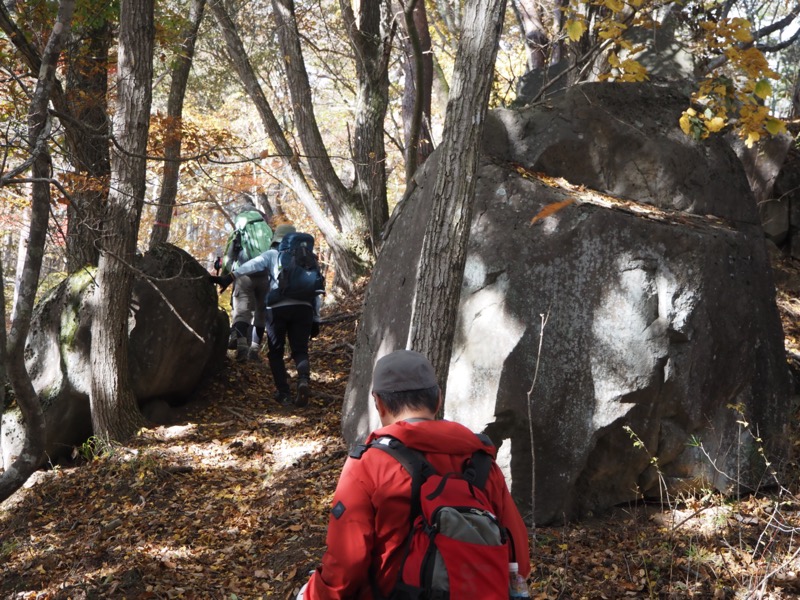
[608,52,620,67]
[565,19,587,42]
[620,59,648,81]
[731,18,753,42]
[754,79,772,100]
[706,116,726,132]
[745,131,760,148]
[679,113,692,135]
[603,0,624,12]
[765,118,786,135]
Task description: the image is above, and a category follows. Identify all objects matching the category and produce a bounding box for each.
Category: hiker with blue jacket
[216,223,324,407]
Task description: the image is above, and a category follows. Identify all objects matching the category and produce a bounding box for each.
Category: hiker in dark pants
[227,224,322,407]
[265,301,318,407]
[230,272,270,361]
[211,208,272,361]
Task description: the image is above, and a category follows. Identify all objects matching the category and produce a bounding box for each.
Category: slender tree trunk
[271,0,363,237]
[511,0,550,71]
[0,0,76,503]
[407,0,507,400]
[148,0,206,249]
[208,0,360,288]
[339,0,393,254]
[400,0,434,181]
[89,0,154,441]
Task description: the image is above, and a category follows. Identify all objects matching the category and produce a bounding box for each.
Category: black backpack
[267,232,325,305]
[353,434,512,600]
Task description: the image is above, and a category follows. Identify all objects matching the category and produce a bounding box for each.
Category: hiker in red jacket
[298,349,531,600]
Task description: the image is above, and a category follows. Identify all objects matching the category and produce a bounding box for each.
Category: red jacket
[305,419,531,599]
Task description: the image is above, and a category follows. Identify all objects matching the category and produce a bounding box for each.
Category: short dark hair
[376,385,439,415]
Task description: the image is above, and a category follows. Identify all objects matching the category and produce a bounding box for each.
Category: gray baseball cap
[273,224,296,243]
[372,350,437,393]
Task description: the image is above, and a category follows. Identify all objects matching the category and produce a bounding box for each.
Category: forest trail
[2,258,800,599]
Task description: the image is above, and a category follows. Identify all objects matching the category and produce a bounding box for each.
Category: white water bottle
[509,562,530,598]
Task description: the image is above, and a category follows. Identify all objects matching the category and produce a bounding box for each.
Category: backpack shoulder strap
[356,436,437,521]
[462,432,496,489]
[464,450,493,489]
[369,436,436,478]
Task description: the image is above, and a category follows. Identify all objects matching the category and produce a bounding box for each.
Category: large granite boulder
[1,243,228,469]
[343,82,792,524]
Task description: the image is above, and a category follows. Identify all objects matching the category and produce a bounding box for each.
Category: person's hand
[209,272,234,292]
[310,321,320,339]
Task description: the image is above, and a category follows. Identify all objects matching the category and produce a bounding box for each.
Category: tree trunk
[89,0,154,442]
[271,0,364,237]
[209,0,361,288]
[339,0,393,254]
[148,0,206,249]
[400,0,434,181]
[0,0,75,504]
[63,7,111,272]
[407,0,507,401]
[0,0,111,273]
[511,0,551,71]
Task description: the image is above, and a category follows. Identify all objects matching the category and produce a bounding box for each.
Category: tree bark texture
[339,0,393,253]
[89,0,154,442]
[63,7,111,272]
[407,0,507,400]
[148,0,206,249]
[401,0,434,181]
[0,0,75,504]
[209,0,360,288]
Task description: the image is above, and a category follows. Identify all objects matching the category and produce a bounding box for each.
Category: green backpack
[221,210,273,274]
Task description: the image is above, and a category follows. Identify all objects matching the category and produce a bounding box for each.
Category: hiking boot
[274,390,292,407]
[247,343,261,361]
[227,331,238,350]
[294,378,311,408]
[235,338,249,362]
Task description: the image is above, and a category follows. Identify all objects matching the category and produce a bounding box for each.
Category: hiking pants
[266,303,313,394]
[231,273,270,335]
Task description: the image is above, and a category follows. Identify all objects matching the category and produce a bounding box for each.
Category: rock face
[343,82,792,524]
[2,243,228,469]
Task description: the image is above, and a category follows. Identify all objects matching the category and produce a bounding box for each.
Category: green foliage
[0,537,18,561]
[76,436,116,461]
[74,0,119,29]
[560,0,791,143]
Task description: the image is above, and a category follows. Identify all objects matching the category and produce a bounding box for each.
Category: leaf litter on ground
[2,263,800,599]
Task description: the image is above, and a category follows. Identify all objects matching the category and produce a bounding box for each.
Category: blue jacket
[233,248,321,318]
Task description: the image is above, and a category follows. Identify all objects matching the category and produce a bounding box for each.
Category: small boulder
[2,243,228,469]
